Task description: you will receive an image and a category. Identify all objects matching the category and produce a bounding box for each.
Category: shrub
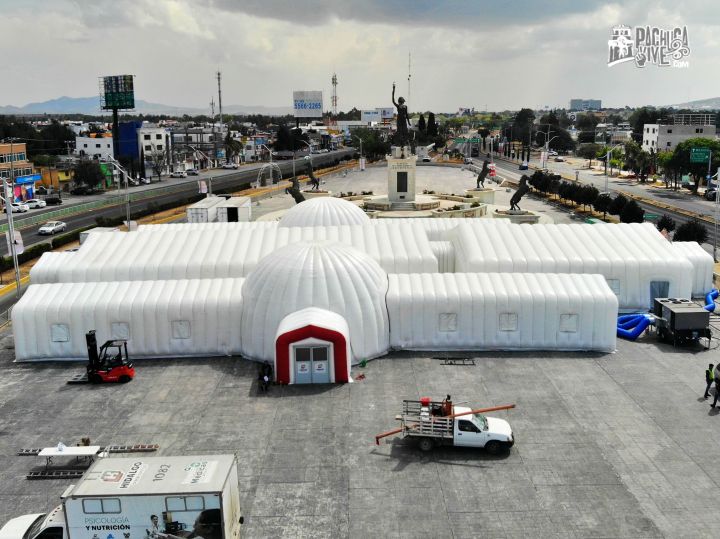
[593,193,612,219]
[619,199,645,223]
[673,219,708,243]
[656,215,676,232]
[471,201,480,208]
[607,194,627,216]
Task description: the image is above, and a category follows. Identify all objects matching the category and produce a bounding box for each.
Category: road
[0,149,354,257]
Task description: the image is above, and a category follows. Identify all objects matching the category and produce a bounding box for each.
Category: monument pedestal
[464,188,496,204]
[386,146,416,203]
[493,209,540,224]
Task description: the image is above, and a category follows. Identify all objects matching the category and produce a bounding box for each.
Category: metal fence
[0,181,196,234]
[0,306,12,329]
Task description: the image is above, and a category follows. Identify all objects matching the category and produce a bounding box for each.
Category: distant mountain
[669,97,720,110]
[0,96,292,116]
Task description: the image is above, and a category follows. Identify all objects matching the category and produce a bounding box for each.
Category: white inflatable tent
[670,241,715,297]
[13,278,245,361]
[387,272,618,352]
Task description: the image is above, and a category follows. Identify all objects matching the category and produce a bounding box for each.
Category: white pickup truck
[394,398,515,454]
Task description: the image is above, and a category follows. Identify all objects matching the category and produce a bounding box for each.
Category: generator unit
[653,298,711,347]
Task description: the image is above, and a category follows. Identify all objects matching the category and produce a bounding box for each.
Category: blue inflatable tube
[618,314,644,324]
[705,289,719,312]
[617,314,655,341]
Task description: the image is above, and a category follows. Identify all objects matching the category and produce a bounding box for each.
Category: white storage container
[186,195,224,223]
[216,196,252,222]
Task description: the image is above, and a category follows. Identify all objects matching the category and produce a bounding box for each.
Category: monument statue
[307,163,320,191]
[285,176,305,204]
[509,175,530,211]
[476,159,490,189]
[392,83,412,148]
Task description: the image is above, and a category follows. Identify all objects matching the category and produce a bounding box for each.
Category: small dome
[279,197,370,228]
[240,241,389,362]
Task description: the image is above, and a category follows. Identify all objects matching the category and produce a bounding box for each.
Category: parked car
[463,157,473,164]
[38,221,67,235]
[705,188,718,201]
[422,156,432,162]
[186,168,199,176]
[44,194,63,205]
[140,177,151,184]
[71,185,94,196]
[554,156,565,162]
[170,171,187,178]
[222,163,239,169]
[548,150,558,156]
[25,199,47,209]
[4,202,29,213]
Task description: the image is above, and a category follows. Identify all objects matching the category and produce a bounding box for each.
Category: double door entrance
[294,345,330,384]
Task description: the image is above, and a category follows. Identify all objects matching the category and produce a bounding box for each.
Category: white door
[454,418,486,447]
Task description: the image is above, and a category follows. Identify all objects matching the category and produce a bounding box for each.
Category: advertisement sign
[378,107,395,119]
[361,110,381,123]
[101,74,135,110]
[293,91,323,118]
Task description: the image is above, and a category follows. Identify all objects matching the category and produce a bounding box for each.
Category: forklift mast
[86,331,100,371]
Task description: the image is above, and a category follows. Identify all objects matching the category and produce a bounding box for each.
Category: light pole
[352,134,364,171]
[105,157,133,230]
[2,137,21,297]
[603,143,625,193]
[536,132,556,169]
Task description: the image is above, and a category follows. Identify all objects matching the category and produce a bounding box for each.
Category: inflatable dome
[240,241,389,363]
[279,197,370,228]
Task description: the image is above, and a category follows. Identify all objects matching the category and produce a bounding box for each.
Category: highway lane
[0,149,355,257]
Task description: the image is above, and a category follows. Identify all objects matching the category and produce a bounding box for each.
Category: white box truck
[0,454,243,539]
[186,196,224,223]
[216,197,251,222]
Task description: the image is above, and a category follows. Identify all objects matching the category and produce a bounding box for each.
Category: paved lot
[1,164,719,538]
[0,329,719,538]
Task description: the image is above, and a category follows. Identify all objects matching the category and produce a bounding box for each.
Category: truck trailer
[0,454,243,539]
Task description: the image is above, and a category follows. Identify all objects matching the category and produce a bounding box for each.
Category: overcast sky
[2,0,718,112]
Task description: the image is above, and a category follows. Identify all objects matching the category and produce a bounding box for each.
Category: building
[570,99,602,111]
[138,126,172,174]
[171,126,226,169]
[0,142,33,180]
[642,114,717,153]
[595,122,633,145]
[75,133,114,160]
[15,198,714,381]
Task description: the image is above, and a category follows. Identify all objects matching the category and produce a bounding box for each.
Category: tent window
[171,320,191,339]
[50,324,70,342]
[605,278,621,296]
[499,313,518,331]
[559,314,579,333]
[439,313,457,332]
[111,322,130,340]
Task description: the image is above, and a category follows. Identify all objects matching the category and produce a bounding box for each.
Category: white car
[4,202,29,213]
[25,199,47,209]
[170,171,187,178]
[548,150,558,156]
[38,221,67,235]
[222,163,239,170]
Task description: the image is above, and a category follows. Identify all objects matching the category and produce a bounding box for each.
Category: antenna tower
[331,72,338,126]
[407,52,412,104]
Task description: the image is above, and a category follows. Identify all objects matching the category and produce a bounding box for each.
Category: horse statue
[509,175,530,211]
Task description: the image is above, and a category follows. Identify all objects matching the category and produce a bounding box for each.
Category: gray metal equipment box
[656,298,710,331]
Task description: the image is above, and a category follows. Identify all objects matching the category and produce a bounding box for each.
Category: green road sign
[690,147,711,163]
[644,213,659,221]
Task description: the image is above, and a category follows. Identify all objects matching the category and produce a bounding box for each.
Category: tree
[608,194,627,216]
[349,127,390,160]
[577,143,602,166]
[668,138,720,193]
[73,160,105,189]
[656,215,676,233]
[273,125,308,152]
[578,185,599,211]
[576,113,600,131]
[673,219,708,243]
[513,108,535,147]
[148,150,167,182]
[623,141,652,181]
[427,112,438,137]
[619,199,645,223]
[224,131,242,163]
[418,114,426,133]
[593,193,613,220]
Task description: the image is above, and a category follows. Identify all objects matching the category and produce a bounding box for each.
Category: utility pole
[217,71,224,164]
[210,97,216,168]
[407,52,412,105]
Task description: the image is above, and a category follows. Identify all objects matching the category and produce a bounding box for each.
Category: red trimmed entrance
[275,324,349,384]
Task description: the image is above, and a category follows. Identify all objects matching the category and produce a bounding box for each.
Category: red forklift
[67,330,135,384]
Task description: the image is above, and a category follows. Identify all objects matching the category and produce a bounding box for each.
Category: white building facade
[75,134,114,160]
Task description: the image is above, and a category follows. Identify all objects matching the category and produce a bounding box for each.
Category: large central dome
[240,241,389,363]
[279,197,370,228]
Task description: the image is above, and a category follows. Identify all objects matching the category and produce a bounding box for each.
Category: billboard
[378,107,395,119]
[361,110,381,123]
[101,75,135,110]
[293,91,323,118]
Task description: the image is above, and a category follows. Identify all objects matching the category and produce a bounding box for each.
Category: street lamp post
[603,143,625,194]
[352,134,364,171]
[2,137,22,298]
[105,157,132,230]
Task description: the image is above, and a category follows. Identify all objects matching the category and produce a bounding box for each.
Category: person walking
[705,363,715,399]
[712,364,720,407]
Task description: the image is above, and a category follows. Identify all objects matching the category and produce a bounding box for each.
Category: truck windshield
[473,414,488,430]
[23,515,47,539]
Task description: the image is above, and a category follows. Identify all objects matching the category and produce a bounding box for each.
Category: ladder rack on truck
[398,399,454,440]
